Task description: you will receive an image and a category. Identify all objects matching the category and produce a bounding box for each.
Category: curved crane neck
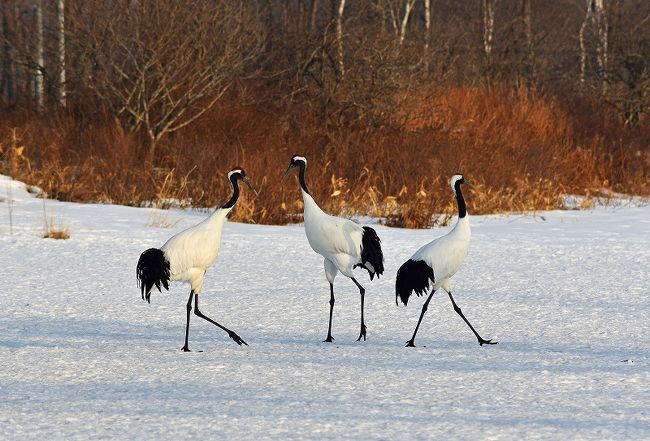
[222,176,241,209]
[297,162,310,195]
[454,181,467,219]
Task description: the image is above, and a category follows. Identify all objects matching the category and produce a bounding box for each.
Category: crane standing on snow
[396,174,497,348]
[284,155,384,342]
[137,168,255,351]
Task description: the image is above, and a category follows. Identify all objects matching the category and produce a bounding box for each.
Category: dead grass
[43,212,70,240]
[1,84,648,228]
[40,193,70,240]
[146,210,181,229]
[43,226,71,240]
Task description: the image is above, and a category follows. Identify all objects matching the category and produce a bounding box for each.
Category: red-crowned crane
[284,155,384,342]
[136,168,255,351]
[396,174,497,347]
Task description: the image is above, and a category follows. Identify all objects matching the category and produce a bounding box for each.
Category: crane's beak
[464,180,475,189]
[282,164,294,180]
[242,176,258,195]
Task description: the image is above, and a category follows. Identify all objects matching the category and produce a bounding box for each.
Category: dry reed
[1,85,648,228]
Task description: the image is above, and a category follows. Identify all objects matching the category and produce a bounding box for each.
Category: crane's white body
[161,207,231,293]
[301,189,365,282]
[137,168,251,350]
[410,214,470,293]
[398,174,495,347]
[287,155,382,342]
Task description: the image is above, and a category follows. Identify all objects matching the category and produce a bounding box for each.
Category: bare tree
[605,1,650,126]
[56,0,65,106]
[595,0,608,92]
[398,0,416,46]
[1,1,16,103]
[423,0,431,55]
[522,0,534,82]
[580,0,608,93]
[482,0,497,63]
[34,0,44,110]
[69,0,263,156]
[309,0,320,34]
[336,0,346,78]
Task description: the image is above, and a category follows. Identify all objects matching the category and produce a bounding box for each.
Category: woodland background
[1,0,648,227]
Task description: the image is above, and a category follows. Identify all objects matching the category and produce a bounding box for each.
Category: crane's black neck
[454,181,467,218]
[222,176,240,209]
[297,162,310,195]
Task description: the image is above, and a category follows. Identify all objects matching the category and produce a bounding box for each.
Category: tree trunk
[309,0,319,34]
[35,0,45,111]
[522,0,534,84]
[1,1,15,103]
[57,0,66,107]
[482,0,497,88]
[482,0,497,62]
[424,0,431,53]
[398,0,416,46]
[579,1,591,89]
[336,0,346,79]
[579,0,608,93]
[594,0,608,93]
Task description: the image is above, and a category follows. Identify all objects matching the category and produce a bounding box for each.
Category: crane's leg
[181,290,194,352]
[406,290,435,347]
[193,294,248,346]
[324,283,335,342]
[351,277,367,341]
[447,292,497,346]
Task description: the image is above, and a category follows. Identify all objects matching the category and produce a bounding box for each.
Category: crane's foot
[356,324,367,341]
[181,345,191,352]
[228,331,248,346]
[323,335,335,343]
[478,338,498,346]
[405,339,416,347]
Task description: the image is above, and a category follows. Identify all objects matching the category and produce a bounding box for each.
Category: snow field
[1,175,648,440]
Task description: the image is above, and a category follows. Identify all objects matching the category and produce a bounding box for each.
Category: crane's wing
[314,215,364,258]
[161,225,220,276]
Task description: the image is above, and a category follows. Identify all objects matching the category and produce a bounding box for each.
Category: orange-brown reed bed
[1,86,648,228]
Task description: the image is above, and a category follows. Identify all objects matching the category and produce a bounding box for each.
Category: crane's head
[283,155,307,178]
[228,167,257,194]
[450,174,474,194]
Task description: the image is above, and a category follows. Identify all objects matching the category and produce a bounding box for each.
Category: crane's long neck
[454,181,467,219]
[301,188,324,217]
[297,162,310,195]
[221,177,240,209]
[450,182,470,241]
[296,163,324,219]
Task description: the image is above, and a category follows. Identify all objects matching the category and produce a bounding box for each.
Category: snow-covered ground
[1,175,648,440]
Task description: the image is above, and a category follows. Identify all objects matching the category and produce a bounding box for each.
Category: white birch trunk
[482,0,497,61]
[336,0,346,79]
[398,0,416,46]
[579,2,590,88]
[594,0,608,93]
[423,0,431,53]
[386,1,399,36]
[0,1,10,101]
[522,0,534,83]
[35,0,44,111]
[579,0,608,93]
[309,0,319,34]
[57,0,66,106]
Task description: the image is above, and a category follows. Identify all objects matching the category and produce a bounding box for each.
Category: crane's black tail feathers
[355,226,385,281]
[395,259,435,306]
[136,248,170,303]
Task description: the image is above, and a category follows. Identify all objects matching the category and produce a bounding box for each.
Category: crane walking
[137,168,255,351]
[396,174,497,348]
[284,155,384,342]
